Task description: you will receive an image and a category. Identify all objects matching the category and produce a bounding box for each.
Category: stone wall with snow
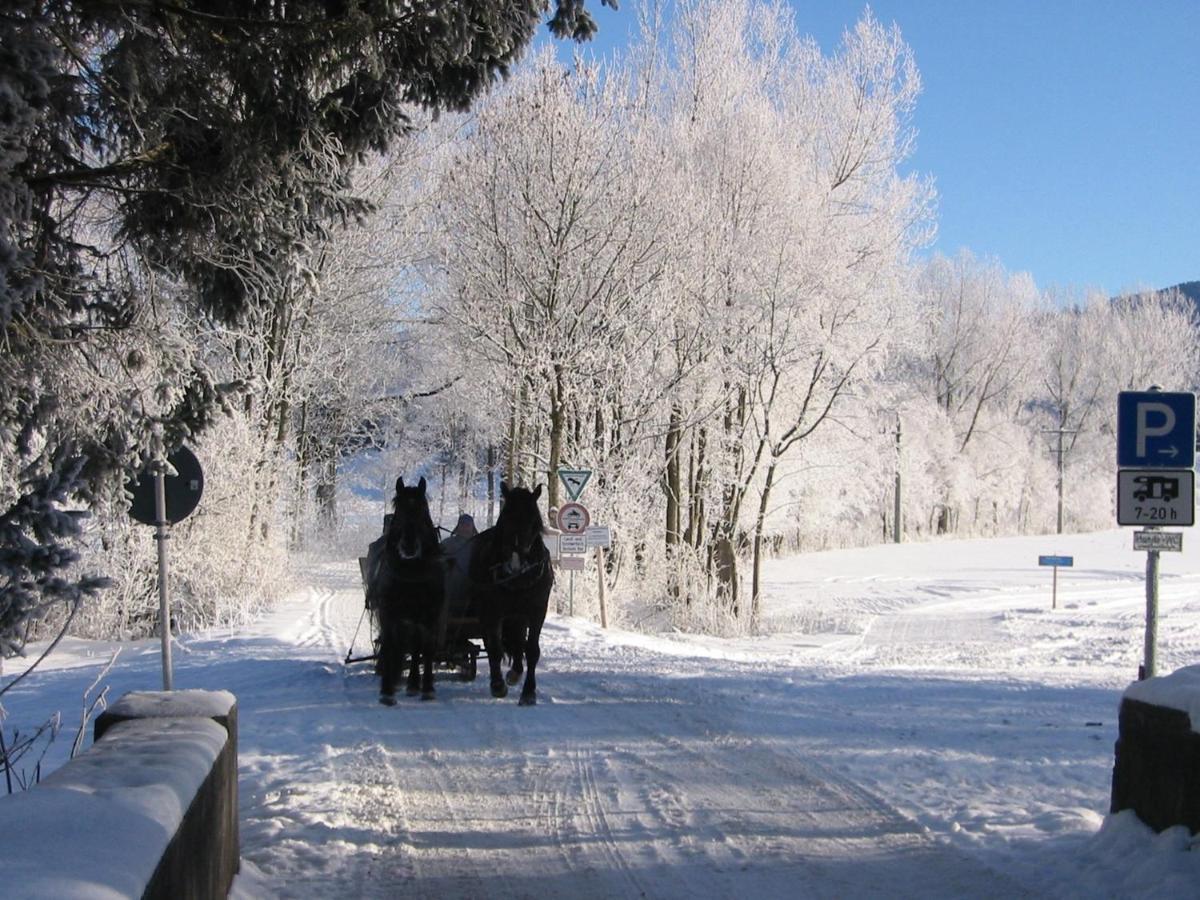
[1112,667,1200,834]
[0,689,238,898]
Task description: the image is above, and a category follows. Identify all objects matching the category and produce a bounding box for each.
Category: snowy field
[5,528,1200,898]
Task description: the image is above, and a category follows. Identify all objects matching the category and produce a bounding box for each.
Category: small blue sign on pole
[1117,391,1196,469]
[1039,555,1072,609]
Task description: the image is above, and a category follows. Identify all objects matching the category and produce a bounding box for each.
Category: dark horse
[464,482,554,705]
[366,476,446,705]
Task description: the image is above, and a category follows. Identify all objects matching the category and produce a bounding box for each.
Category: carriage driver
[451,513,477,538]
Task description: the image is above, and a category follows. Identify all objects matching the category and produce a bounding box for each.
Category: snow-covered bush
[43,415,290,641]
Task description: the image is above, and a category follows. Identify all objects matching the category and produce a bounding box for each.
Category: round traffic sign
[557,501,590,534]
[128,446,205,526]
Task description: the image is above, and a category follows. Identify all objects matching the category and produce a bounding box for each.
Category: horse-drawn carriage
[346,476,554,707]
[347,516,482,682]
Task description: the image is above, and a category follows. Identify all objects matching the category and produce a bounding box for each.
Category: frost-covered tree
[0,0,608,659]
[647,2,932,617]
[915,251,1039,532]
[433,51,669,511]
[1036,287,1200,532]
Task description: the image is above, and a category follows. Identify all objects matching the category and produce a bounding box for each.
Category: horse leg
[504,618,525,686]
[518,618,544,706]
[482,621,508,698]
[420,628,436,700]
[404,624,422,696]
[378,618,398,705]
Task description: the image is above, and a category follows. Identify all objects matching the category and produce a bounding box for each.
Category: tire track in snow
[572,746,648,897]
[240,562,1032,898]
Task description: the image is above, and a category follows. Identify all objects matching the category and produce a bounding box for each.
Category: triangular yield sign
[557,468,592,501]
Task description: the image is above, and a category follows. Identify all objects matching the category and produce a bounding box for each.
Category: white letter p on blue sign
[1136,402,1175,458]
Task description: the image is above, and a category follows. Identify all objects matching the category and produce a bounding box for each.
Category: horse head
[387,476,438,562]
[494,481,546,576]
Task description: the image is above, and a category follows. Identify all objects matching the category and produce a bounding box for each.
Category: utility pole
[1041,424,1080,534]
[893,416,902,544]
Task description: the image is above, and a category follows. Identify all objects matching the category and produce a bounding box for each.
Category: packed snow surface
[5,528,1200,898]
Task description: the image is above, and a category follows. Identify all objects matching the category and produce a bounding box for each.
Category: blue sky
[563,0,1200,296]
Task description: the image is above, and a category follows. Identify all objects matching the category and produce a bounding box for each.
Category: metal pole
[893,417,902,544]
[569,571,575,617]
[1052,564,1058,610]
[1056,428,1064,534]
[153,462,174,691]
[1144,545,1160,679]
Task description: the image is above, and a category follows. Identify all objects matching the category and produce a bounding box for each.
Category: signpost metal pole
[1052,563,1058,610]
[1144,530,1159,679]
[1116,388,1197,679]
[569,572,575,617]
[153,461,174,691]
[129,444,202,690]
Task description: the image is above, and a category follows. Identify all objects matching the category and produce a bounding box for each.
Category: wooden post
[596,546,608,628]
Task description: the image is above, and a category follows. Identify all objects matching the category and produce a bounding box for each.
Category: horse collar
[488,552,547,587]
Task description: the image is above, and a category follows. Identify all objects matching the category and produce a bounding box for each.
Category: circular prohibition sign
[557,501,591,534]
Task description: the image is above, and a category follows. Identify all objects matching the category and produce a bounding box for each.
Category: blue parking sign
[1117,391,1196,469]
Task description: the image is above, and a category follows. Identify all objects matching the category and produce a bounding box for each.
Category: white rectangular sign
[1133,530,1183,552]
[558,554,585,571]
[1117,469,1195,527]
[542,533,560,559]
[559,534,588,555]
[585,525,611,548]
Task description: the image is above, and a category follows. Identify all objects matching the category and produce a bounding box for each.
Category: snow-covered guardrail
[1111,666,1200,833]
[0,689,238,899]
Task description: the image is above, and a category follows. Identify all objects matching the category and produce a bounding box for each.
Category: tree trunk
[547,363,565,509]
[506,381,523,487]
[750,461,777,625]
[665,403,682,550]
[290,400,311,549]
[687,427,707,550]
[314,451,337,531]
[714,535,738,616]
[487,445,497,526]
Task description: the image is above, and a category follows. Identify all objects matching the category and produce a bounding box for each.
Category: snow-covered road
[7,528,1200,897]
[226,564,1020,898]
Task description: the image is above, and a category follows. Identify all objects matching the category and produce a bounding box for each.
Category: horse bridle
[387,512,438,566]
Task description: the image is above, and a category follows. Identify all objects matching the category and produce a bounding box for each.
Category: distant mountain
[1168,281,1200,304]
[1118,281,1200,307]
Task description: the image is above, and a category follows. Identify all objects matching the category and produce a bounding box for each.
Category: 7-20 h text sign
[1117,469,1195,526]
